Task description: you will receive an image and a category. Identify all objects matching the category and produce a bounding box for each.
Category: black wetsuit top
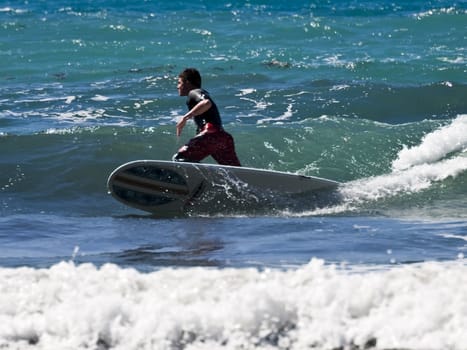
[186,88,222,133]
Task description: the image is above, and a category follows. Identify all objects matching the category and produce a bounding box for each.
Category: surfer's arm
[176,99,212,136]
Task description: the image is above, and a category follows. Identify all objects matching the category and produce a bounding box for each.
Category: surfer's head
[177,68,202,96]
[179,68,201,88]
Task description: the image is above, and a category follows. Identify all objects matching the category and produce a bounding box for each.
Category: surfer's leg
[210,131,241,166]
[172,134,211,163]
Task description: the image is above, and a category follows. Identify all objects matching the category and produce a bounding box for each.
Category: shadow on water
[87,214,229,269]
[110,241,225,268]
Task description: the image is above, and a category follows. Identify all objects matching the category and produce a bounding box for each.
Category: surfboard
[107,160,339,217]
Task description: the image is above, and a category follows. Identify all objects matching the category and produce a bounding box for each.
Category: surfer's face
[177,77,191,96]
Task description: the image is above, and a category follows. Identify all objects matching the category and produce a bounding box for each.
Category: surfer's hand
[176,115,189,136]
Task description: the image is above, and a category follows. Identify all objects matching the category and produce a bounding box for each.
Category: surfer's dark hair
[179,68,202,88]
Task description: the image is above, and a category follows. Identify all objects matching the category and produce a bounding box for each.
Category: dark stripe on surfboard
[113,173,190,197]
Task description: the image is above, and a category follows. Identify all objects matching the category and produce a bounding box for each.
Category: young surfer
[173,68,241,166]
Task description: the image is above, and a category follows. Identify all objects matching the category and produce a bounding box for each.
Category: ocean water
[1,1,466,349]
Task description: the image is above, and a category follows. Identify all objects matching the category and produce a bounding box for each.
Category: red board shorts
[173,123,241,166]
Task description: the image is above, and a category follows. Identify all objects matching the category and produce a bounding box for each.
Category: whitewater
[1,259,466,350]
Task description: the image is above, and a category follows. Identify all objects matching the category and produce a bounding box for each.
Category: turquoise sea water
[1,1,466,349]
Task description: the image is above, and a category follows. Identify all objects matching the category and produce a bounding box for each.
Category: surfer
[173,68,241,166]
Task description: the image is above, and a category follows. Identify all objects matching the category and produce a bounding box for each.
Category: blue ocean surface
[1,1,466,349]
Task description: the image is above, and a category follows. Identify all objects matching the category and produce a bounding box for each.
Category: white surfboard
[107,160,339,217]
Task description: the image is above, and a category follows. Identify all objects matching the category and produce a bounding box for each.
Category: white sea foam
[55,108,106,123]
[0,259,466,349]
[295,116,467,217]
[0,7,27,14]
[414,7,464,19]
[299,153,467,217]
[330,84,350,91]
[342,155,467,203]
[65,96,76,104]
[235,88,256,97]
[392,114,467,171]
[438,233,467,242]
[438,56,466,65]
[257,104,294,124]
[344,115,467,204]
[91,94,110,102]
[241,97,272,112]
